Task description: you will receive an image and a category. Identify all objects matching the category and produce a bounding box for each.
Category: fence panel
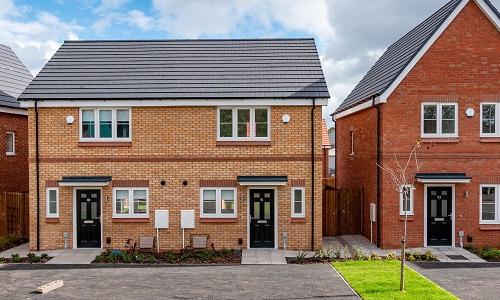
[0,191,29,237]
[322,187,362,237]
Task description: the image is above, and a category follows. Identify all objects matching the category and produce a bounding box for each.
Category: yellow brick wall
[28,106,323,251]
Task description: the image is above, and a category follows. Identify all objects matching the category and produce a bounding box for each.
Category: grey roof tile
[20,39,329,100]
[335,0,462,113]
[0,44,33,108]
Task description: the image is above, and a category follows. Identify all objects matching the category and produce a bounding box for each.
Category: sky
[1,0,499,127]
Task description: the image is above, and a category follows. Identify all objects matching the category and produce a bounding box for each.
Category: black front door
[250,189,274,248]
[77,189,101,248]
[427,187,452,246]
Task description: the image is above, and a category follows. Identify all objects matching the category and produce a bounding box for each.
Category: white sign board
[180,210,195,229]
[155,210,169,229]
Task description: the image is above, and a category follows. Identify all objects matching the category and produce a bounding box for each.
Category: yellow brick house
[19,39,329,251]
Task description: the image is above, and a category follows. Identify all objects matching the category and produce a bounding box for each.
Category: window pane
[91,201,98,219]
[237,109,250,137]
[430,199,437,217]
[203,190,216,214]
[82,110,95,138]
[294,189,303,214]
[441,105,455,134]
[6,133,14,153]
[255,109,268,137]
[81,202,87,219]
[116,190,129,214]
[423,105,437,119]
[48,190,57,214]
[482,187,495,221]
[99,110,112,138]
[117,109,130,138]
[253,202,260,219]
[424,120,437,134]
[133,190,147,214]
[219,109,233,137]
[264,202,271,219]
[402,187,411,212]
[221,190,235,214]
[482,104,496,134]
[441,200,447,217]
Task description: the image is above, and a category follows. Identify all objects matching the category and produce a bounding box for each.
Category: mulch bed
[0,236,29,252]
[93,249,242,264]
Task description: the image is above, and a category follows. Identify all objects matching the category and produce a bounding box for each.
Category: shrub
[351,246,363,260]
[197,251,212,261]
[135,253,146,263]
[480,248,500,259]
[0,256,4,263]
[464,243,475,251]
[0,237,6,250]
[11,253,22,263]
[40,253,48,259]
[179,251,191,262]
[148,256,157,264]
[121,252,133,263]
[108,252,117,262]
[386,252,397,260]
[30,256,41,263]
[94,255,103,263]
[296,250,308,263]
[27,252,36,260]
[218,248,230,255]
[164,250,177,263]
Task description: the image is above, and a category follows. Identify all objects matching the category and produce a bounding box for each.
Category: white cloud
[127,10,153,31]
[93,0,131,14]
[67,31,79,40]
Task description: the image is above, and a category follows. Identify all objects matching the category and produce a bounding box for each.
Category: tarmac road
[0,263,359,299]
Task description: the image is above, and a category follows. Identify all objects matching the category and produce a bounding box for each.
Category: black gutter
[372,96,381,248]
[35,100,40,251]
[311,98,316,251]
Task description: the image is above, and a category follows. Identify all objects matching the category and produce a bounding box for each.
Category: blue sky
[1,0,499,126]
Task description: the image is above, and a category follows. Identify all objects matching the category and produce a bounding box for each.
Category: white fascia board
[416,178,471,183]
[475,0,500,31]
[333,96,381,120]
[0,106,28,115]
[19,98,329,108]
[380,0,469,103]
[238,182,288,186]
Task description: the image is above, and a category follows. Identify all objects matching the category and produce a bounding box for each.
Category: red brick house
[0,44,32,193]
[19,39,329,251]
[333,0,500,249]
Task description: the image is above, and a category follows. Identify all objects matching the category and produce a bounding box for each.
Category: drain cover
[446,255,467,260]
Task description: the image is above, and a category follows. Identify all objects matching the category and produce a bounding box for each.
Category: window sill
[200,218,238,223]
[479,224,500,230]
[399,216,415,222]
[45,218,60,223]
[291,218,306,223]
[6,153,16,156]
[112,218,150,223]
[79,142,132,147]
[480,138,500,143]
[421,138,459,143]
[216,141,271,146]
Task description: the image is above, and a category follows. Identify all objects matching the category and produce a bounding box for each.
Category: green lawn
[332,260,457,300]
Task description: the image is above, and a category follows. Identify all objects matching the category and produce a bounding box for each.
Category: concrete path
[241,249,287,264]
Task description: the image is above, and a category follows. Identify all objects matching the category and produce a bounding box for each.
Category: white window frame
[480,184,499,224]
[399,184,414,216]
[112,187,149,218]
[6,132,15,155]
[421,103,458,138]
[291,187,305,218]
[480,103,499,137]
[217,107,271,141]
[79,108,132,142]
[350,131,354,156]
[200,187,237,218]
[46,187,59,218]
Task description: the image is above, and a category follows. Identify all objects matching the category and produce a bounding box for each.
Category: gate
[322,187,362,236]
[0,191,29,237]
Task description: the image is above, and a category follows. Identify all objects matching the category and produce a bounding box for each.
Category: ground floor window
[481,185,499,223]
[291,187,305,217]
[113,188,149,218]
[200,188,237,218]
[400,185,414,215]
[46,187,59,218]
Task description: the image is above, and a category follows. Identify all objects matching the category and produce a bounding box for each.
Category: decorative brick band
[78,142,132,147]
[479,225,500,231]
[45,218,60,223]
[421,95,459,102]
[291,179,305,187]
[112,180,149,187]
[4,125,16,132]
[45,180,59,187]
[112,218,150,223]
[480,138,500,143]
[216,141,272,146]
[291,218,306,223]
[30,155,322,163]
[199,180,238,187]
[480,94,500,101]
[480,177,500,184]
[199,218,238,223]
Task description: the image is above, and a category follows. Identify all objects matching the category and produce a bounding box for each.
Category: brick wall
[0,112,29,192]
[28,105,323,251]
[338,1,500,249]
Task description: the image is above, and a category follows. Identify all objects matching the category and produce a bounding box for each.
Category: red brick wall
[0,112,29,192]
[337,1,500,249]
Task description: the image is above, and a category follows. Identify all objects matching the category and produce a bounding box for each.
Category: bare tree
[377,141,423,292]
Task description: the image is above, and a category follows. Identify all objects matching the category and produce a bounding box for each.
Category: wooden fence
[322,187,363,237]
[0,191,29,237]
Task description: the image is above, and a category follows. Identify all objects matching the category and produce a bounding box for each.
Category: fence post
[0,190,6,236]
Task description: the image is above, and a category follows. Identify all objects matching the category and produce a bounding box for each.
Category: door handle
[448,214,452,220]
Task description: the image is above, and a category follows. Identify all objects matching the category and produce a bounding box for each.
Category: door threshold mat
[446,254,468,260]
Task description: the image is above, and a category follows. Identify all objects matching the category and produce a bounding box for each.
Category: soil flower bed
[0,235,28,252]
[93,248,242,264]
[0,253,51,264]
[464,244,500,262]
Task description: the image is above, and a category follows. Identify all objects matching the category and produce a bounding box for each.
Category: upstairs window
[218,107,270,141]
[421,103,457,138]
[481,103,499,137]
[80,108,131,141]
[6,132,15,155]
